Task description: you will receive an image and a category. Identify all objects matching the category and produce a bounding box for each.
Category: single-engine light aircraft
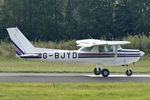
[7,27,145,77]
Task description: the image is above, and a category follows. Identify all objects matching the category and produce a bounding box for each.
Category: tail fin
[7,27,35,56]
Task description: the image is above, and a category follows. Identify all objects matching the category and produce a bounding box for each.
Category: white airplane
[7,27,145,77]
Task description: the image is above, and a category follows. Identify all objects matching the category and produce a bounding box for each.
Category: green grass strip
[0,82,149,100]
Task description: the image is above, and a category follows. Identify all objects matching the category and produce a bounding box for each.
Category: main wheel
[126,69,132,76]
[93,67,102,75]
[102,69,110,77]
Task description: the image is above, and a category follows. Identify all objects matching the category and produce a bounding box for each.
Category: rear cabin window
[99,45,113,52]
[80,47,93,52]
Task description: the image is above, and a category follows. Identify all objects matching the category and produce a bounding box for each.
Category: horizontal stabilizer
[20,53,42,59]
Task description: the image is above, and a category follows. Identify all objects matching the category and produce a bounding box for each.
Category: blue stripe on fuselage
[78,52,140,58]
[78,56,140,58]
[118,50,139,52]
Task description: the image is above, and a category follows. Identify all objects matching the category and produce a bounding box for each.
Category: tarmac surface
[0,73,150,82]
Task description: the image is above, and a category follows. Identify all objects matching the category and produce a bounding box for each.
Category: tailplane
[7,27,35,57]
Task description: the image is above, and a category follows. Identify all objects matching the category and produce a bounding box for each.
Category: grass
[0,82,150,100]
[0,56,150,73]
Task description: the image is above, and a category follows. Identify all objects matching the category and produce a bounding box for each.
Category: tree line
[0,0,150,41]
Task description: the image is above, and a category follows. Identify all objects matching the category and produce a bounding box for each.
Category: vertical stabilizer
[7,27,35,56]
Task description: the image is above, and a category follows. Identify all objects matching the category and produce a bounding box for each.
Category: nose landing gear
[125,64,132,76]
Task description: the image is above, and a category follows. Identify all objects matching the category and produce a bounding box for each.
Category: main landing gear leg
[93,65,102,75]
[93,65,110,77]
[125,64,132,76]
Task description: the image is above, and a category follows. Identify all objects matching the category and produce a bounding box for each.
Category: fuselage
[22,47,144,66]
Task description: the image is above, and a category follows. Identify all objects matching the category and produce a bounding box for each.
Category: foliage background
[0,0,150,56]
[0,0,150,41]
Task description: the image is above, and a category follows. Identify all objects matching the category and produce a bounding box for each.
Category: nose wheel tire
[93,67,102,75]
[102,69,110,77]
[126,69,132,76]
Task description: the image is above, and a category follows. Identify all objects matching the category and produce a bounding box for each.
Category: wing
[107,41,130,45]
[76,39,107,47]
[76,39,130,47]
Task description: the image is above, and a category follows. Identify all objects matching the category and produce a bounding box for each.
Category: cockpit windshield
[118,45,122,50]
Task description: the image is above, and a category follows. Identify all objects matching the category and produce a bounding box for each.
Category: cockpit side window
[80,47,93,52]
[99,45,113,52]
[99,46,104,52]
[106,45,113,52]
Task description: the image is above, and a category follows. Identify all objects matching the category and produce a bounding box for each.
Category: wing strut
[114,45,118,62]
